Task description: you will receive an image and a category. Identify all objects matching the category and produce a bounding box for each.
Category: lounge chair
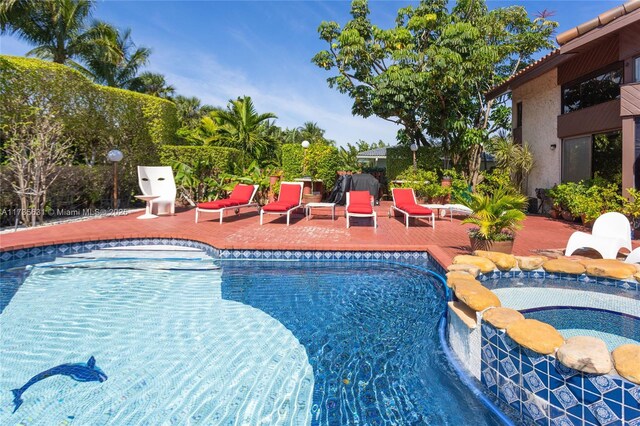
[194,184,258,224]
[137,166,176,215]
[346,191,377,228]
[565,212,632,259]
[260,182,304,226]
[390,188,435,228]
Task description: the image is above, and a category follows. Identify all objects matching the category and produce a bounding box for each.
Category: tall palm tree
[211,96,277,166]
[173,95,202,125]
[1,0,120,72]
[298,121,325,144]
[85,27,151,88]
[128,72,175,98]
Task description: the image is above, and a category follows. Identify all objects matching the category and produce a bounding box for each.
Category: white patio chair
[624,246,640,264]
[137,166,176,216]
[564,212,632,259]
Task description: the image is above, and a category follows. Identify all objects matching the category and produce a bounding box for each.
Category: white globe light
[107,149,123,162]
[301,140,310,149]
[410,143,418,152]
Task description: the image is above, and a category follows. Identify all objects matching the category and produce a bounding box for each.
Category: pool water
[0,246,503,425]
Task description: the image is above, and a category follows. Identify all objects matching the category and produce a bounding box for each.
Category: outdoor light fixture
[301,140,310,176]
[550,144,557,151]
[410,143,418,170]
[107,149,123,209]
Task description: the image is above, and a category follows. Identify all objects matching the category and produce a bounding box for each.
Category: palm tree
[173,95,202,125]
[128,72,175,98]
[211,96,277,166]
[85,27,151,88]
[1,0,120,72]
[298,121,325,144]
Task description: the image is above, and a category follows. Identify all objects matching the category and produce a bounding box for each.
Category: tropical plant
[1,0,121,73]
[462,188,527,241]
[475,168,518,196]
[128,71,175,98]
[487,136,534,193]
[210,96,277,166]
[313,0,557,185]
[623,188,640,231]
[391,167,450,202]
[85,27,151,88]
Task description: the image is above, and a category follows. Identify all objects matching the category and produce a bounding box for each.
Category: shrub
[159,146,241,173]
[548,179,623,223]
[475,168,518,195]
[462,188,528,242]
[386,145,443,180]
[281,143,340,191]
[0,55,179,214]
[391,167,450,202]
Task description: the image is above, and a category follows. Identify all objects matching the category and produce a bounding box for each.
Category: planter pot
[469,237,514,254]
[303,193,322,203]
[549,209,560,219]
[441,177,452,187]
[561,211,574,221]
[580,214,595,228]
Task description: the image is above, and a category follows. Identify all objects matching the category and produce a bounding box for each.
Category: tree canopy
[312,0,557,184]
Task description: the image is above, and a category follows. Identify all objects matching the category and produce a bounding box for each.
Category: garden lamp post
[301,140,310,176]
[410,143,418,171]
[107,149,123,209]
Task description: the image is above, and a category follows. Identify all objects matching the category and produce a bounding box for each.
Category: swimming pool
[0,245,504,425]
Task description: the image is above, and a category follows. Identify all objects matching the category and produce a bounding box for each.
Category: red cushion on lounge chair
[262,202,298,212]
[347,203,373,214]
[349,191,371,205]
[397,204,433,215]
[393,188,417,207]
[197,199,240,209]
[229,184,254,203]
[278,183,301,206]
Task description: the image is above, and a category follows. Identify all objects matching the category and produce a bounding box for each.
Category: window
[562,63,623,114]
[516,102,523,128]
[562,131,622,183]
[635,56,640,82]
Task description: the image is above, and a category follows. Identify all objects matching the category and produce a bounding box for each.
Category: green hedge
[0,55,178,200]
[159,145,241,173]
[281,144,340,191]
[386,145,444,180]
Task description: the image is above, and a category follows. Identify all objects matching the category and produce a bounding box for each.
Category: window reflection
[562,64,623,114]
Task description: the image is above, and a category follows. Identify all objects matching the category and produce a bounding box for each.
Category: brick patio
[0,201,594,267]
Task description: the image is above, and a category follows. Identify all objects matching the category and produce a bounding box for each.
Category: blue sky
[0,0,623,146]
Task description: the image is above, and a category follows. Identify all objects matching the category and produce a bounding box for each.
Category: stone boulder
[542,258,586,275]
[634,272,640,284]
[446,271,478,288]
[612,344,640,384]
[557,336,613,374]
[452,255,496,274]
[579,259,636,280]
[447,263,481,277]
[447,276,481,291]
[474,250,517,271]
[515,256,547,271]
[507,319,564,355]
[453,280,501,312]
[483,307,525,330]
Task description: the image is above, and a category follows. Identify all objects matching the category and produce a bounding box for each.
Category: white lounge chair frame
[259,182,304,226]
[194,185,259,224]
[389,188,435,228]
[565,212,632,259]
[345,192,377,228]
[137,166,176,215]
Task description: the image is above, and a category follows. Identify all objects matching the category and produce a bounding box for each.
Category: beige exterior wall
[511,69,561,198]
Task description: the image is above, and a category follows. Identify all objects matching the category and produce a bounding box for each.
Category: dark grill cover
[350,174,380,204]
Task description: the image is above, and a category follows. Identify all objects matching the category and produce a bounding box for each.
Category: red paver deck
[0,201,588,267]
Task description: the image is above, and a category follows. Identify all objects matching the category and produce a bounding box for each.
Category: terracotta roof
[556,0,640,45]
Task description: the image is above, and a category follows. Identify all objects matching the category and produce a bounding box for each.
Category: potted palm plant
[462,188,528,254]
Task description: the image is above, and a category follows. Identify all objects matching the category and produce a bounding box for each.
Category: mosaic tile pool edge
[477,270,639,295]
[0,238,440,271]
[480,322,640,426]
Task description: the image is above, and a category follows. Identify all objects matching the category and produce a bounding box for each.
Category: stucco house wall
[511,69,561,198]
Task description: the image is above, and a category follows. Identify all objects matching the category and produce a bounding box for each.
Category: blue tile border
[480,322,640,425]
[477,270,639,295]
